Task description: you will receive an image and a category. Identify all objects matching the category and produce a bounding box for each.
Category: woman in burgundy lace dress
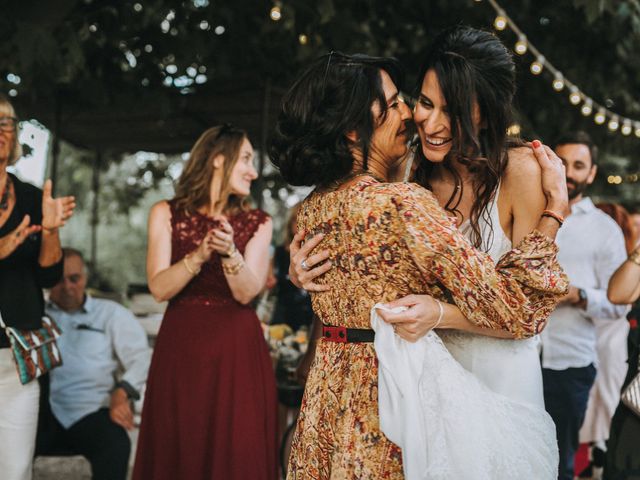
[133,124,277,480]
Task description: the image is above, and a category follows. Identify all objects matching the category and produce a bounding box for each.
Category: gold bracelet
[629,248,640,266]
[182,255,201,276]
[219,243,237,258]
[222,258,245,275]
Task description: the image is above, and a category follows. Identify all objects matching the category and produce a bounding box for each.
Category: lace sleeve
[232,209,271,251]
[389,182,568,338]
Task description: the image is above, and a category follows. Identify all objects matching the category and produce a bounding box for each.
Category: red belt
[322,324,375,343]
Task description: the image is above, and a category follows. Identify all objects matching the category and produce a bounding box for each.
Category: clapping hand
[209,217,236,257]
[41,179,75,232]
[0,214,41,259]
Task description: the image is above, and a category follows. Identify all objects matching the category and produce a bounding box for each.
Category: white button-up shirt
[47,295,151,428]
[541,197,629,370]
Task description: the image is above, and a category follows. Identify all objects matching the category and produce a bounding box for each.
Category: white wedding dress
[373,305,558,480]
[439,185,546,407]
[373,187,558,479]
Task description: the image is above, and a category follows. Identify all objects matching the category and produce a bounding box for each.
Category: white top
[441,185,546,407]
[459,184,512,262]
[540,197,629,370]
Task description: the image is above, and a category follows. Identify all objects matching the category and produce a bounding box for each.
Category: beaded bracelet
[222,258,245,275]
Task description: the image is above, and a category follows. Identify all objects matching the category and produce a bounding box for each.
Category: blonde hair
[0,94,22,165]
[173,124,251,215]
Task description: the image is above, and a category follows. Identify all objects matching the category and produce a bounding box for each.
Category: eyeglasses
[0,116,18,133]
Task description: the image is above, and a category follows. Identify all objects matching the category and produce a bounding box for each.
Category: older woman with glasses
[0,94,75,480]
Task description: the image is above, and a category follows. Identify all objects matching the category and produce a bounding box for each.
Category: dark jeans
[543,364,597,480]
[35,408,131,480]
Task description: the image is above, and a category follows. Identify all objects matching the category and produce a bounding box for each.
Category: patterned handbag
[0,312,63,384]
[621,352,640,418]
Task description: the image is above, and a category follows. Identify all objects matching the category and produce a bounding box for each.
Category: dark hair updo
[414,26,517,249]
[270,52,403,187]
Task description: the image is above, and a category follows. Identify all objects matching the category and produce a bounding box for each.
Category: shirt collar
[48,294,93,314]
[570,196,595,215]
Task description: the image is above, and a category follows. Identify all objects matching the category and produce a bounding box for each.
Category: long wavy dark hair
[413,26,518,249]
[270,52,404,187]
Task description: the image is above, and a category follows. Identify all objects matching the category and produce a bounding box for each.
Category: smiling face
[227,137,258,196]
[413,69,482,163]
[368,69,413,168]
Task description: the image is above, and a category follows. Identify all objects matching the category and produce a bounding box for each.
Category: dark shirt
[0,173,63,347]
[271,245,313,331]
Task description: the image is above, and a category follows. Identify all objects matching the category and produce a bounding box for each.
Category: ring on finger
[301,258,311,271]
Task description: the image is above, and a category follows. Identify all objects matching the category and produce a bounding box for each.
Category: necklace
[0,175,11,211]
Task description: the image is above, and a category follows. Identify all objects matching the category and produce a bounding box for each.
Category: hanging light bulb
[594,109,606,125]
[530,56,544,75]
[514,36,527,55]
[552,74,564,91]
[507,123,521,136]
[270,5,282,21]
[621,120,632,136]
[494,11,507,30]
[298,34,308,45]
[635,122,640,138]
[569,87,581,105]
[581,99,593,116]
[608,116,620,131]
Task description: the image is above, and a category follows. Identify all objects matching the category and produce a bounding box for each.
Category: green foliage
[3,0,640,288]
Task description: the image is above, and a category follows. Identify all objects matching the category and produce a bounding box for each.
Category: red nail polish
[532,140,541,148]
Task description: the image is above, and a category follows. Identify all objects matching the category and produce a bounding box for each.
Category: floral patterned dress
[287,179,567,479]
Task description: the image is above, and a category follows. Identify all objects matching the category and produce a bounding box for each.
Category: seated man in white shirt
[36,248,151,480]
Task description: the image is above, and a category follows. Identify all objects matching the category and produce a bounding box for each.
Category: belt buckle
[323,325,347,343]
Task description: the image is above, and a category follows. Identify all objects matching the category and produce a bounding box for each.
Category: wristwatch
[577,288,588,305]
[115,381,141,401]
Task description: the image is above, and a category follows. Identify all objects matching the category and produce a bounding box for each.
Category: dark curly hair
[413,26,517,249]
[270,52,404,187]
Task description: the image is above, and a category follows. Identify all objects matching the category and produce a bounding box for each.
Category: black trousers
[35,408,131,480]
[543,364,597,480]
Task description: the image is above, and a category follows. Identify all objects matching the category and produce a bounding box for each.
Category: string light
[552,74,564,91]
[476,0,640,140]
[530,56,544,75]
[514,36,527,55]
[608,115,620,131]
[494,11,508,30]
[270,5,281,21]
[507,123,521,135]
[569,87,581,105]
[298,34,308,45]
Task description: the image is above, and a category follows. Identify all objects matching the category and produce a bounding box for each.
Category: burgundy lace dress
[133,203,278,480]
